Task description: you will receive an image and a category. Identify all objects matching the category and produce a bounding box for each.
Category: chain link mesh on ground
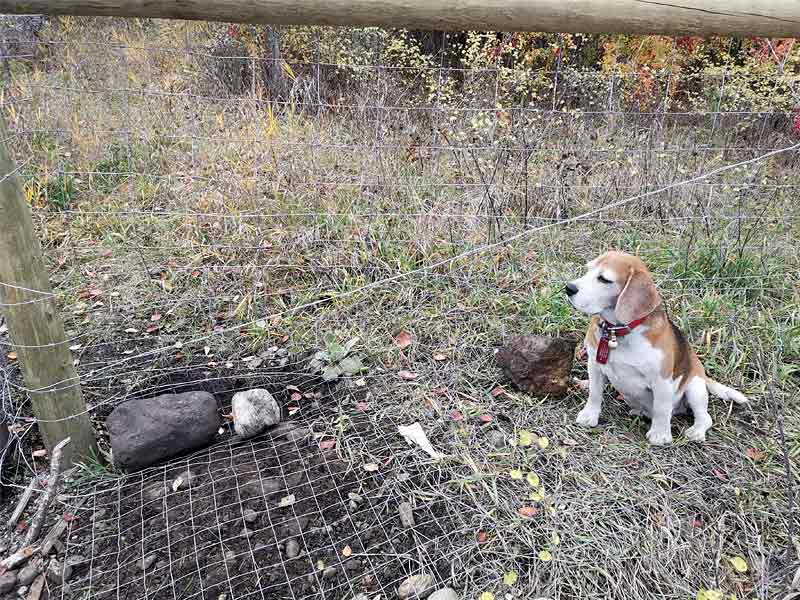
[0,17,799,600]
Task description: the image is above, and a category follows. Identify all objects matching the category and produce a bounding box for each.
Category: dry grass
[0,16,799,600]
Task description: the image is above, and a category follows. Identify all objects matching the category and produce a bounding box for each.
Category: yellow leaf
[728,555,747,573]
[518,430,534,446]
[537,436,550,449]
[526,472,540,487]
[538,550,552,562]
[529,490,543,502]
[509,469,523,480]
[503,571,518,586]
[479,593,495,600]
[551,532,561,546]
[342,545,352,557]
[282,61,296,80]
[697,590,723,600]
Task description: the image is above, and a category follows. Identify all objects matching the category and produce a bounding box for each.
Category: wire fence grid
[0,16,799,600]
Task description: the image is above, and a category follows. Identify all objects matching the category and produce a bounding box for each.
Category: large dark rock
[107,391,220,471]
[495,335,575,398]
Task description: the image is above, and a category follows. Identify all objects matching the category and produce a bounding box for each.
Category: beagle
[565,251,747,445]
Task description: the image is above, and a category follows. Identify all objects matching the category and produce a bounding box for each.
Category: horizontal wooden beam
[0,1,798,37]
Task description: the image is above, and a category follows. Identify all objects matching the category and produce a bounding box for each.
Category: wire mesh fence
[0,16,799,600]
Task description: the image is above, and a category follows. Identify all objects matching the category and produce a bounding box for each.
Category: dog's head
[565,251,661,323]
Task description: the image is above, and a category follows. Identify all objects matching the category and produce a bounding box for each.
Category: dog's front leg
[646,380,674,445]
[576,358,606,427]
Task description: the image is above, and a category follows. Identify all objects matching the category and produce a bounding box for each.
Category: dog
[565,250,747,445]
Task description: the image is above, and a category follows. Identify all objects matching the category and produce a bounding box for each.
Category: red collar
[595,315,650,364]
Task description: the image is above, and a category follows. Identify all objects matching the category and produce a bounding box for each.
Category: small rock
[240,528,254,539]
[349,500,359,511]
[143,483,167,502]
[485,430,508,450]
[107,391,220,471]
[172,468,200,491]
[46,559,70,584]
[140,554,158,571]
[224,550,236,563]
[397,574,435,599]
[90,508,108,522]
[495,335,575,398]
[348,492,363,504]
[428,588,459,600]
[285,539,300,558]
[323,566,337,579]
[345,558,362,572]
[18,560,42,586]
[17,586,28,597]
[231,389,281,438]
[243,508,258,524]
[398,502,415,528]
[0,572,16,594]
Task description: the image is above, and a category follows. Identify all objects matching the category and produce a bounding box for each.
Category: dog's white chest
[592,331,664,410]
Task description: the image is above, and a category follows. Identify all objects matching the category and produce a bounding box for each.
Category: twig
[7,476,38,530]
[24,437,70,546]
[767,376,796,560]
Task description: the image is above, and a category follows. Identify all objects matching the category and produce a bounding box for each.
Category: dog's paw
[646,427,673,446]
[576,407,600,427]
[685,419,712,442]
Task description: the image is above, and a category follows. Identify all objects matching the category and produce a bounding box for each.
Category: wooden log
[0,115,96,467]
[0,1,797,37]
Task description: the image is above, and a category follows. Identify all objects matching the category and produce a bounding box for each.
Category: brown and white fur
[565,251,747,445]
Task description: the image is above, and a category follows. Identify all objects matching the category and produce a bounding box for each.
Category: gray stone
[243,509,258,524]
[428,589,459,600]
[231,389,281,438]
[46,559,69,584]
[17,561,41,586]
[17,586,28,597]
[140,554,158,571]
[240,527,254,539]
[397,574,435,599]
[0,572,16,594]
[107,391,220,470]
[398,502,415,528]
[284,539,300,558]
[323,566,337,579]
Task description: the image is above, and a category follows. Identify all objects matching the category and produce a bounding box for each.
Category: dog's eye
[597,275,612,284]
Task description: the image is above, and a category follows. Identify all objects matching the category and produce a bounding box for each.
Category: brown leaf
[476,531,488,544]
[490,387,506,398]
[146,324,159,334]
[63,513,78,522]
[398,370,418,381]
[433,353,447,361]
[746,447,765,461]
[712,468,728,481]
[517,506,539,519]
[7,352,17,361]
[355,402,369,412]
[393,331,412,349]
[290,392,302,403]
[478,414,493,423]
[449,409,464,422]
[319,439,336,450]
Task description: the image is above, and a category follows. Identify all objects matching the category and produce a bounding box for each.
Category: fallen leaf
[393,331,412,349]
[354,378,367,387]
[537,436,550,449]
[32,449,47,458]
[363,463,380,472]
[124,328,138,334]
[712,469,728,481]
[290,392,302,402]
[503,571,518,586]
[278,494,296,507]
[449,409,464,422]
[551,532,561,546]
[526,472,540,487]
[490,386,506,398]
[479,593,494,600]
[7,352,17,361]
[319,439,336,450]
[745,447,765,461]
[561,437,578,446]
[509,469,523,480]
[342,545,352,557]
[355,402,369,412]
[433,353,447,361]
[529,489,544,502]
[478,414,493,423]
[476,531,487,544]
[697,590,723,600]
[728,555,748,573]
[518,430,534,446]
[518,506,538,519]
[172,477,184,492]
[690,517,702,528]
[538,550,552,562]
[398,370,418,381]
[146,324,159,334]
[63,513,77,522]
[150,313,162,322]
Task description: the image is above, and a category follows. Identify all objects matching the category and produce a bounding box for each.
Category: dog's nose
[565,283,578,297]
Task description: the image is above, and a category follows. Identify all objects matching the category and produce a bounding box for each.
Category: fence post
[0,114,96,468]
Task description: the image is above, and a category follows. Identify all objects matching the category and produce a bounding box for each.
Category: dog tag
[596,336,610,364]
[608,333,618,349]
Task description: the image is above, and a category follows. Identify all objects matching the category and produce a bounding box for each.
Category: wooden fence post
[0,114,96,468]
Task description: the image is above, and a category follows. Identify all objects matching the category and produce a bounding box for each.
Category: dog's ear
[615,267,660,323]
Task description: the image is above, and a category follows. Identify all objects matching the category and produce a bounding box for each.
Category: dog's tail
[706,378,748,404]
